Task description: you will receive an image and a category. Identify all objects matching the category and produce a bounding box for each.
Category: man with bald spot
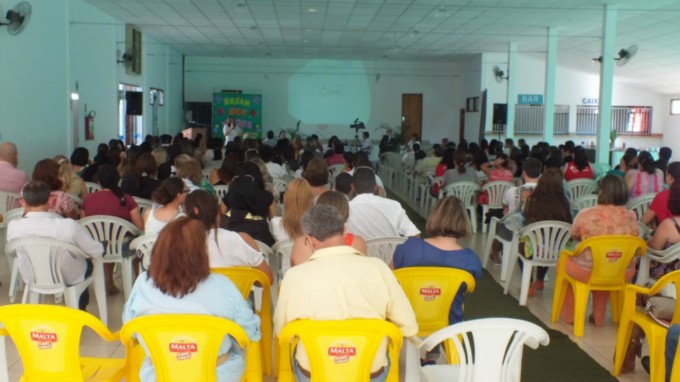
[0,142,28,194]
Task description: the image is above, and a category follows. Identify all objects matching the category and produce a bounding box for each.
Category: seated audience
[270,178,314,243]
[560,175,639,327]
[123,217,261,382]
[443,149,477,186]
[121,152,162,199]
[70,147,98,183]
[347,167,420,240]
[627,151,664,199]
[646,180,680,279]
[274,205,417,381]
[211,152,240,186]
[333,172,353,198]
[302,157,329,199]
[642,162,680,226]
[176,157,215,195]
[143,177,187,235]
[0,141,28,194]
[54,155,87,199]
[563,146,594,181]
[8,180,102,310]
[32,158,78,219]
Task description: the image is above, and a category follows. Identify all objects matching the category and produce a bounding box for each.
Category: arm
[641,208,657,226]
[480,161,494,177]
[209,168,220,185]
[238,232,274,284]
[129,207,144,231]
[648,219,673,251]
[268,200,278,218]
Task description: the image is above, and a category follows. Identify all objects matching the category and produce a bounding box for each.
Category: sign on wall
[212,93,262,139]
[517,94,544,105]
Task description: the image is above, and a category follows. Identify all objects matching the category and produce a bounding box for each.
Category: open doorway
[118,83,143,145]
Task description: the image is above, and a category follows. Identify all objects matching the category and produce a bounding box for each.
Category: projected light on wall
[288,60,371,126]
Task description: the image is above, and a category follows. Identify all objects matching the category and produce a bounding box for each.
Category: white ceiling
[83,0,680,95]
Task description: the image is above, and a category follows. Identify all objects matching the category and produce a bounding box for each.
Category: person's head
[316,190,351,222]
[151,148,168,167]
[504,138,514,148]
[352,167,376,195]
[363,131,369,140]
[597,174,629,206]
[148,217,210,298]
[522,157,542,181]
[412,143,421,153]
[668,181,680,217]
[386,128,393,137]
[70,147,89,167]
[667,162,680,185]
[217,152,240,184]
[0,142,19,166]
[334,172,353,196]
[259,145,274,163]
[19,180,51,208]
[534,167,565,195]
[303,158,329,187]
[563,140,575,155]
[279,130,287,139]
[625,147,638,158]
[660,147,672,161]
[301,204,345,247]
[573,146,589,170]
[184,189,219,231]
[134,153,158,178]
[173,153,194,169]
[152,176,187,206]
[333,141,345,155]
[454,149,468,174]
[426,196,470,239]
[233,161,265,189]
[638,151,656,175]
[620,153,637,172]
[282,178,314,238]
[176,159,202,185]
[518,138,526,148]
[32,158,62,191]
[266,130,274,140]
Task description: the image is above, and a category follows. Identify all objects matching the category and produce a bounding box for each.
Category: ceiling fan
[493,65,508,83]
[0,1,31,36]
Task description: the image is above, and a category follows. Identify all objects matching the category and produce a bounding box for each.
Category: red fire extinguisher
[85,111,96,140]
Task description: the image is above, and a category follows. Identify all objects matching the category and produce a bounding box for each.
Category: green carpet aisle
[391,191,617,381]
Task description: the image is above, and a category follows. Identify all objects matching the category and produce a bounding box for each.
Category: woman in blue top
[391,196,482,325]
[123,217,261,382]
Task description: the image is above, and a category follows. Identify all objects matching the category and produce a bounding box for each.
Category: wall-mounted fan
[117,49,135,64]
[0,1,31,35]
[493,65,508,83]
[616,44,638,66]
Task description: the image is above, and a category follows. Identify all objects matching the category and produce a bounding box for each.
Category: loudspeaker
[492,103,507,124]
[126,91,143,115]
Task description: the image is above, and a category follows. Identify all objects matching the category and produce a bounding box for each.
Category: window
[576,105,652,135]
[498,104,569,135]
[671,99,680,115]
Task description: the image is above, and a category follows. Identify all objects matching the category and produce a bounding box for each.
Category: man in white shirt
[361,131,372,155]
[7,180,103,310]
[222,116,241,144]
[347,167,420,240]
[274,205,418,380]
[260,145,287,180]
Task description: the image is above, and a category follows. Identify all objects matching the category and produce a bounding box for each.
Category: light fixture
[70,93,79,101]
[308,8,316,12]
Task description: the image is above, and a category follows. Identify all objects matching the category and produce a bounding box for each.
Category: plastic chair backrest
[213,185,229,201]
[66,193,83,208]
[481,181,513,208]
[394,267,476,336]
[5,237,87,293]
[278,319,402,382]
[328,164,346,177]
[132,197,153,216]
[442,181,479,205]
[129,234,158,271]
[626,193,656,221]
[1,207,24,229]
[573,235,646,286]
[0,304,117,381]
[120,314,251,382]
[0,191,20,216]
[84,182,101,194]
[382,152,402,170]
[365,237,407,265]
[572,195,597,213]
[518,221,572,266]
[566,179,597,203]
[79,215,141,257]
[419,317,549,382]
[272,239,293,280]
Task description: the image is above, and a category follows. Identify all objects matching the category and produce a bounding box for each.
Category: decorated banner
[212,93,262,139]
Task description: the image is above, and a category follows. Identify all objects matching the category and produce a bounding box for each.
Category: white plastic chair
[418,318,550,382]
[565,179,597,205]
[129,234,158,272]
[571,194,597,215]
[482,212,521,282]
[4,238,108,326]
[84,182,101,194]
[213,185,229,201]
[626,193,656,221]
[480,181,513,233]
[201,168,212,181]
[636,242,680,286]
[78,216,142,299]
[365,236,407,265]
[2,208,25,303]
[132,196,153,216]
[0,191,20,217]
[503,221,572,306]
[441,181,480,233]
[271,239,293,284]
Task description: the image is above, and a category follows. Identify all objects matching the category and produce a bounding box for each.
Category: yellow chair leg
[648,327,670,382]
[551,278,567,323]
[573,283,588,337]
[612,320,634,375]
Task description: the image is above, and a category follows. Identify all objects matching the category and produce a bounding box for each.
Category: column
[597,5,617,164]
[506,42,517,138]
[543,27,558,143]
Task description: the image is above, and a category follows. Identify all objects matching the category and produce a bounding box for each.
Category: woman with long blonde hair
[270,178,314,242]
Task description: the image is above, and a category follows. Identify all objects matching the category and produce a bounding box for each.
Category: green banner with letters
[212,93,262,139]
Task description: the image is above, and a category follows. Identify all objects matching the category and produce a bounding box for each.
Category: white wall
[184,57,462,144]
[660,96,680,159]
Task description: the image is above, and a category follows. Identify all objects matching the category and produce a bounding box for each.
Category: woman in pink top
[626,151,664,199]
[480,153,514,182]
[560,175,639,327]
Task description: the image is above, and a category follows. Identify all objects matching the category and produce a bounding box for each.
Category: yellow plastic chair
[120,314,262,382]
[394,267,476,363]
[277,319,402,382]
[212,267,273,377]
[613,270,680,382]
[0,304,125,381]
[551,235,647,337]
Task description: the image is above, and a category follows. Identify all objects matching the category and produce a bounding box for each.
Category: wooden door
[401,94,422,140]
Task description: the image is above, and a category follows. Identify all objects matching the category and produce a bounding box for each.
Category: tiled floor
[0,231,651,381]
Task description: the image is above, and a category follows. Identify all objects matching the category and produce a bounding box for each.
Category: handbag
[644,296,675,328]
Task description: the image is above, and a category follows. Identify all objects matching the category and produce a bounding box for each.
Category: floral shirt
[48,190,76,217]
[570,205,639,270]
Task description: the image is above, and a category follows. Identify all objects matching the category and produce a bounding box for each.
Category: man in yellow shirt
[274,204,418,380]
